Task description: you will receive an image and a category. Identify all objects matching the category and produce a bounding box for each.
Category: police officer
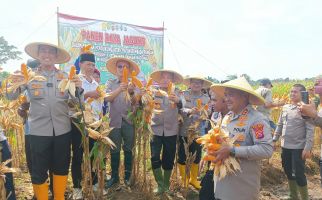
[274,84,314,200]
[104,57,140,188]
[8,42,82,200]
[178,76,211,189]
[256,78,285,131]
[210,77,273,200]
[199,86,229,200]
[149,69,183,194]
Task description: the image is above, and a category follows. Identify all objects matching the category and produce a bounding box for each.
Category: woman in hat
[177,76,211,189]
[104,57,140,188]
[149,69,183,194]
[209,77,273,200]
[8,42,82,200]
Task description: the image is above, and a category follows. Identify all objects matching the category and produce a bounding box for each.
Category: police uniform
[215,105,273,200]
[273,104,314,198]
[151,89,181,170]
[8,68,74,192]
[105,78,136,185]
[255,86,276,130]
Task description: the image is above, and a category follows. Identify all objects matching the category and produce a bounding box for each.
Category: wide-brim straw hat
[210,77,265,105]
[183,76,213,88]
[25,42,70,64]
[106,57,140,76]
[150,69,183,84]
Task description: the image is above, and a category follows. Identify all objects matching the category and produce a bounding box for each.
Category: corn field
[0,78,321,199]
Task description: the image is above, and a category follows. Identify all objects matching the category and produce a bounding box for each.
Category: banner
[57,12,164,84]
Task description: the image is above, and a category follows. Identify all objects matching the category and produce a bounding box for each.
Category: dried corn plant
[71,89,115,199]
[179,98,208,197]
[0,145,17,200]
[0,95,26,168]
[88,114,115,199]
[128,77,157,193]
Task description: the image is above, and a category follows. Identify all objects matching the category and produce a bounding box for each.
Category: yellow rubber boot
[189,163,201,190]
[53,174,68,200]
[33,183,49,200]
[178,164,189,187]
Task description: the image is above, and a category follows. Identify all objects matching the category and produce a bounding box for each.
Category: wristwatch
[230,146,236,157]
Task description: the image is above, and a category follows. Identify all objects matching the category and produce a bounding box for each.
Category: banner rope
[166,30,229,76]
[18,12,56,47]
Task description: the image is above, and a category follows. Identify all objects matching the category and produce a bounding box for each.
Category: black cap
[260,78,273,87]
[26,59,40,69]
[79,53,95,63]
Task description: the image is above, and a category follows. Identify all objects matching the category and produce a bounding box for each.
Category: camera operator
[298,79,322,188]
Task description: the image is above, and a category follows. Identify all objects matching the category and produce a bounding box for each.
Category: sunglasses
[117,65,130,69]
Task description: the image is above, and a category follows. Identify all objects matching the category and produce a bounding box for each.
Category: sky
[1,0,322,81]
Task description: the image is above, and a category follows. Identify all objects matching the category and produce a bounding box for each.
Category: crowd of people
[0,41,321,200]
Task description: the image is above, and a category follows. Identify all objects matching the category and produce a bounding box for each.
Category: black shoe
[105,177,119,189]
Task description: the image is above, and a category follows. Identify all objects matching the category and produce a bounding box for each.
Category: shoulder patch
[252,123,265,139]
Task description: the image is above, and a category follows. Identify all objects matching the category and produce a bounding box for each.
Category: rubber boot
[53,174,68,200]
[33,183,49,200]
[280,180,299,200]
[189,163,201,190]
[124,151,133,186]
[298,185,309,200]
[178,164,188,187]
[163,170,172,194]
[105,152,120,188]
[152,168,164,195]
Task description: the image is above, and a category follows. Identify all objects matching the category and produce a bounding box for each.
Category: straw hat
[210,77,265,105]
[106,57,140,76]
[183,76,212,88]
[25,42,70,64]
[150,69,183,84]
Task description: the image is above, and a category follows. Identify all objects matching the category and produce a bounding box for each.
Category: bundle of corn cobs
[196,121,242,180]
[5,63,46,93]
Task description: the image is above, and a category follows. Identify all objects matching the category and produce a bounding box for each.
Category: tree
[226,74,237,80]
[0,71,10,81]
[205,76,219,83]
[0,36,22,65]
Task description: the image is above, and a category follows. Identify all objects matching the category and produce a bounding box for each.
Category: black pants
[178,136,202,165]
[29,132,72,184]
[281,148,307,186]
[71,123,97,188]
[150,135,177,170]
[25,135,32,174]
[199,169,215,200]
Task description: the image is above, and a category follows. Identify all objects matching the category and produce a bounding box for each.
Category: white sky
[1,0,322,81]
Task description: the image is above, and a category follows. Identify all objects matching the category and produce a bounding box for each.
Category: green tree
[0,36,22,65]
[226,74,237,80]
[205,76,219,83]
[0,71,10,81]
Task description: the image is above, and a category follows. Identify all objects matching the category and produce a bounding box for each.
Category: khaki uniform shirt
[255,86,272,120]
[273,104,314,150]
[105,79,134,128]
[8,69,73,136]
[151,89,180,137]
[215,105,273,200]
[179,91,209,137]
